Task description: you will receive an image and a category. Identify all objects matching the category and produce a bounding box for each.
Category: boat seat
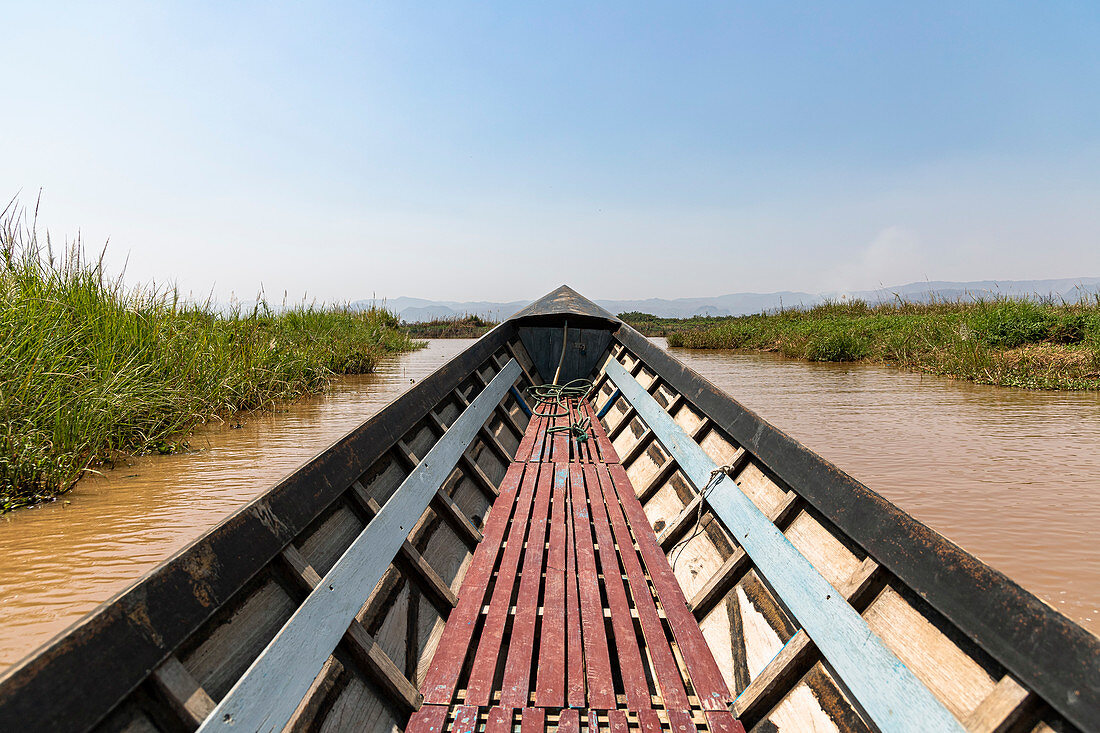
[412,400,744,733]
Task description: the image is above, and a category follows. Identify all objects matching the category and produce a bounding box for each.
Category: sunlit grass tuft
[0,202,420,511]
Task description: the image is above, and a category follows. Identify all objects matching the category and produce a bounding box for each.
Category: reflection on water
[660,340,1100,636]
[0,340,476,669]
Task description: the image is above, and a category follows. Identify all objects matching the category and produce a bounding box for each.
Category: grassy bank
[0,208,420,512]
[622,299,1100,390]
[400,314,496,339]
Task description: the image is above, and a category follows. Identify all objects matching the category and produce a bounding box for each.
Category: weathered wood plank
[570,464,615,708]
[349,481,458,615]
[196,360,521,733]
[584,462,651,709]
[963,675,1033,733]
[536,463,569,707]
[420,462,527,704]
[151,656,216,728]
[603,357,966,732]
[406,704,448,733]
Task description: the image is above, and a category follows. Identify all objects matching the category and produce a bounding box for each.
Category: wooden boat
[0,286,1096,733]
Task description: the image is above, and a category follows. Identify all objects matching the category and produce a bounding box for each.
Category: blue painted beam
[596,388,622,419]
[603,358,965,733]
[510,385,532,417]
[198,359,522,733]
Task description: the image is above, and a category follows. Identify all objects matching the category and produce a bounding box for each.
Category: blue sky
[3,2,1098,302]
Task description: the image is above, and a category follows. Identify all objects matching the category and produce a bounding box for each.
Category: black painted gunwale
[0,323,517,732]
[613,322,1099,730]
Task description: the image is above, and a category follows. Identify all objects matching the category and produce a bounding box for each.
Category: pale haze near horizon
[2,3,1098,304]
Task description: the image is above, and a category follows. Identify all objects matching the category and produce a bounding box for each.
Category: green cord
[525,378,595,443]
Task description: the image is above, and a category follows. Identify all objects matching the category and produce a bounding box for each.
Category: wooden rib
[425,410,500,500]
[585,462,651,709]
[594,464,690,710]
[606,462,731,710]
[499,463,554,707]
[656,493,704,550]
[151,656,216,728]
[451,385,515,464]
[963,675,1033,733]
[429,487,483,546]
[732,557,881,722]
[465,463,542,705]
[607,405,637,441]
[349,481,458,614]
[637,458,677,504]
[391,440,482,546]
[536,463,569,706]
[620,429,653,468]
[504,341,540,386]
[570,464,615,708]
[421,461,526,704]
[406,704,448,733]
[470,367,525,444]
[278,544,421,713]
[689,492,799,619]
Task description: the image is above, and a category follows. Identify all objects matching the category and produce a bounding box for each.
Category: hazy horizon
[4,3,1098,304]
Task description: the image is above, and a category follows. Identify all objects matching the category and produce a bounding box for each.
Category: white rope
[668,463,735,571]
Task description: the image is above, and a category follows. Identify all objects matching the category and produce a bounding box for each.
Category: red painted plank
[485,707,513,733]
[451,705,479,733]
[587,709,600,733]
[593,464,690,710]
[421,461,527,704]
[586,400,620,463]
[667,710,698,733]
[606,710,628,733]
[515,413,543,462]
[608,462,732,710]
[406,704,448,733]
[500,463,554,707]
[552,407,570,462]
[704,711,747,733]
[465,462,543,704]
[637,709,663,733]
[583,463,651,709]
[564,471,586,708]
[536,463,569,706]
[531,410,550,463]
[569,464,615,708]
[521,708,545,733]
[558,709,580,733]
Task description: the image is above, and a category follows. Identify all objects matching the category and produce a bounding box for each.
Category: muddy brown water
[1,339,1097,672]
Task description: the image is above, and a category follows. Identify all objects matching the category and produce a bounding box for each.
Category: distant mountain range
[359,277,1100,322]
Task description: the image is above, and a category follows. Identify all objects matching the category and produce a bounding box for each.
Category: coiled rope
[525,379,595,442]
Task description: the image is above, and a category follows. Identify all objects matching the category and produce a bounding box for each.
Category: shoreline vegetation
[620,299,1100,391]
[0,207,420,512]
[399,314,496,339]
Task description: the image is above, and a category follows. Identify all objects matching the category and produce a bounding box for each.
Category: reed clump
[626,297,1100,391]
[400,314,496,338]
[0,204,420,511]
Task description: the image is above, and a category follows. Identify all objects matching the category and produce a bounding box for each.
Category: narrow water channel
[0,339,476,669]
[1,338,1096,673]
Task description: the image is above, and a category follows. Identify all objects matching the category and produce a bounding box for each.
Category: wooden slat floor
[412,400,744,733]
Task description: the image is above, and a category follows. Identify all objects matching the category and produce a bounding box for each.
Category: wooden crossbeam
[424,410,500,500]
[732,557,880,723]
[603,357,967,733]
[151,656,216,728]
[392,440,483,547]
[278,545,421,714]
[348,481,458,614]
[196,359,520,733]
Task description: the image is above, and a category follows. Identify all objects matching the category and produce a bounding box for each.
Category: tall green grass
[0,203,420,511]
[626,297,1100,391]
